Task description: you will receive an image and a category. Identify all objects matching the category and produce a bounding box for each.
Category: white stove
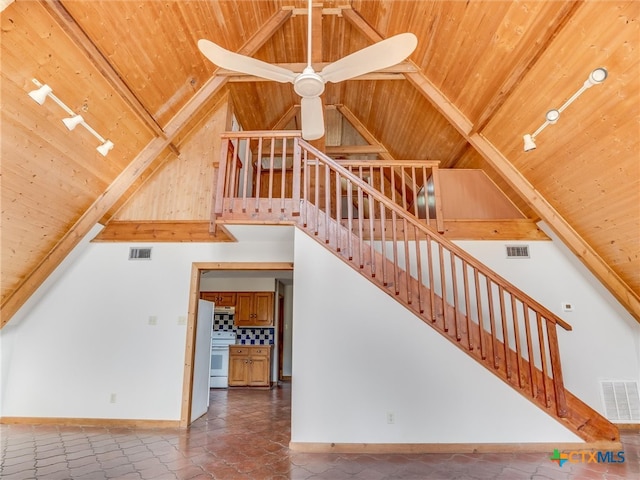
[210,331,237,388]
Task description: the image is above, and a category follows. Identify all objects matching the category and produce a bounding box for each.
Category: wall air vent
[129,247,152,260]
[506,245,530,259]
[601,381,640,423]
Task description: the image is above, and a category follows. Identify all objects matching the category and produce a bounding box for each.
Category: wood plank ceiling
[1,0,638,325]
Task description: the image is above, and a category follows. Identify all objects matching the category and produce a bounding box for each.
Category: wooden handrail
[212,131,572,419]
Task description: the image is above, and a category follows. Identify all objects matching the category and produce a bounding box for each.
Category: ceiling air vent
[129,247,152,260]
[506,245,530,259]
[601,381,640,423]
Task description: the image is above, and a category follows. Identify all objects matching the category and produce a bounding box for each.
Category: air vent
[506,245,530,259]
[601,381,640,423]
[129,247,152,260]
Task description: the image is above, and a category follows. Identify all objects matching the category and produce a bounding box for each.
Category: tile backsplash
[213,313,274,345]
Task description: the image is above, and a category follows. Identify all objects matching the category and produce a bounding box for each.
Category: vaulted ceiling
[1,0,638,325]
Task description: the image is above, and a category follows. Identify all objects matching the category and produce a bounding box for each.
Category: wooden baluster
[228,138,242,213]
[498,285,511,381]
[292,138,301,217]
[414,226,424,313]
[335,171,342,252]
[302,149,308,227]
[474,268,485,359]
[391,210,400,295]
[368,188,376,277]
[401,168,408,212]
[347,177,353,260]
[379,200,387,286]
[402,217,411,305]
[313,155,320,235]
[438,243,447,331]
[462,260,472,349]
[523,303,537,399]
[422,166,429,223]
[431,165,445,233]
[243,137,260,213]
[325,163,331,243]
[426,233,436,323]
[268,138,275,213]
[546,319,568,417]
[536,312,551,407]
[511,294,523,388]
[357,185,365,268]
[411,166,418,217]
[487,277,499,369]
[450,252,460,341]
[280,137,287,212]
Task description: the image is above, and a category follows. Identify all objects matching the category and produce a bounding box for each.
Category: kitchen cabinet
[200,292,237,307]
[235,292,273,326]
[228,346,271,387]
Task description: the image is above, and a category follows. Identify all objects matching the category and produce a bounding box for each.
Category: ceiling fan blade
[320,33,418,84]
[198,39,297,83]
[300,97,324,140]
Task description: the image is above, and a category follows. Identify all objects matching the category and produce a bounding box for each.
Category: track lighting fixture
[523,67,608,152]
[27,78,114,156]
[62,114,84,130]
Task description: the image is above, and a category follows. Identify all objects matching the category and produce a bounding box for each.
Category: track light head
[523,134,537,152]
[96,140,114,156]
[587,67,608,86]
[28,84,52,105]
[62,114,84,131]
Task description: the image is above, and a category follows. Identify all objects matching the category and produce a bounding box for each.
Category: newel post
[212,136,230,225]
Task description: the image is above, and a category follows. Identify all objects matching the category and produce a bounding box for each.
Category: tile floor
[1,382,638,479]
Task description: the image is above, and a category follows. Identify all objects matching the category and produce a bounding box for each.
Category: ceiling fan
[198,1,417,140]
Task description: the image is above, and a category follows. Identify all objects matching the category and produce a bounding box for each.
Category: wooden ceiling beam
[343,7,640,322]
[0,7,294,327]
[471,1,583,134]
[40,0,172,144]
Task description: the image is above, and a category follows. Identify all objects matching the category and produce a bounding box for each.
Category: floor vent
[506,245,530,259]
[129,247,152,260]
[601,381,640,423]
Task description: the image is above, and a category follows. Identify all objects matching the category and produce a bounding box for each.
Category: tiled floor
[1,382,638,479]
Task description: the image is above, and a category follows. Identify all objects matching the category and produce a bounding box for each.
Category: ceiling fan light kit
[27,78,114,156]
[523,67,608,152]
[198,0,417,141]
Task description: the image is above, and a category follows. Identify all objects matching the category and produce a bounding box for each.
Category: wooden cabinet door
[248,347,270,386]
[235,293,254,324]
[228,347,249,386]
[215,292,237,307]
[253,292,274,326]
[199,292,237,307]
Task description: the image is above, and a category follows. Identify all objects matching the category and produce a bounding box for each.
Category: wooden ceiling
[1,0,638,325]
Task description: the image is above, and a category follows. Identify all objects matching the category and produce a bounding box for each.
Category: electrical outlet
[386,412,395,424]
[177,316,187,325]
[110,393,117,404]
[148,315,158,325]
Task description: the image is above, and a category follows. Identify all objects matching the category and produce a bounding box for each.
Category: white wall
[199,277,275,292]
[0,226,294,420]
[456,223,639,414]
[291,228,638,444]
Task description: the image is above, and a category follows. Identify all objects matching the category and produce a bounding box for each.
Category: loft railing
[214,131,572,418]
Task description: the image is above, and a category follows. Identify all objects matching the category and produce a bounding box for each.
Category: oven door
[210,345,230,378]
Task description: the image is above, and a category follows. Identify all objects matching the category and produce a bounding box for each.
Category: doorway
[180,261,293,427]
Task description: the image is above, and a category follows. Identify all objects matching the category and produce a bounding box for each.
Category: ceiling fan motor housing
[294,67,326,98]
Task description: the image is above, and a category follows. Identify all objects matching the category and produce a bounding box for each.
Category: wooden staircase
[213,131,619,444]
